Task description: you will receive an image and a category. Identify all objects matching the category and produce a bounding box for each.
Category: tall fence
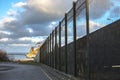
[40,0,120,80]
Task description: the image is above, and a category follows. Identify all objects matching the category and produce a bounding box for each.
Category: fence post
[59,22,61,71]
[51,31,54,68]
[45,40,47,65]
[48,36,50,66]
[65,13,68,73]
[50,34,52,67]
[73,1,77,76]
[40,47,42,63]
[47,38,49,66]
[85,0,90,80]
[55,27,57,69]
[53,30,56,68]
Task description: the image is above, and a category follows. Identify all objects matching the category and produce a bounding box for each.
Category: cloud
[0,30,11,35]
[89,0,113,19]
[0,38,9,42]
[9,44,31,47]
[89,21,104,32]
[7,9,18,16]
[76,20,104,39]
[0,0,74,39]
[109,6,120,19]
[13,2,27,8]
[0,36,47,53]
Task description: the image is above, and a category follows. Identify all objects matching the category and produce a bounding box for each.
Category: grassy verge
[19,61,41,66]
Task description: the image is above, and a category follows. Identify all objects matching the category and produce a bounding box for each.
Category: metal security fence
[40,0,120,80]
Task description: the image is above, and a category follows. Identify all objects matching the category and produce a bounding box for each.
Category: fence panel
[67,8,75,75]
[76,0,86,39]
[89,0,120,80]
[56,26,60,69]
[50,34,52,67]
[60,18,66,72]
[76,0,87,78]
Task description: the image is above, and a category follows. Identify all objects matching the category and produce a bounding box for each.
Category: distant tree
[0,50,9,61]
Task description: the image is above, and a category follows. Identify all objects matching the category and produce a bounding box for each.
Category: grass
[19,61,41,66]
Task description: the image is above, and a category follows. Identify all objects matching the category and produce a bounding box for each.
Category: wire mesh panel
[89,0,120,80]
[52,31,55,68]
[50,34,52,67]
[67,8,74,44]
[67,8,75,75]
[41,41,47,64]
[48,37,50,66]
[56,26,60,69]
[76,0,86,39]
[61,18,65,47]
[44,41,47,65]
[89,0,120,33]
[53,30,56,68]
[46,38,48,65]
[60,18,66,72]
[51,32,54,67]
[47,38,49,66]
[54,27,57,69]
[76,0,87,78]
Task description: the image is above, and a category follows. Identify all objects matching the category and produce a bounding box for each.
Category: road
[0,63,52,80]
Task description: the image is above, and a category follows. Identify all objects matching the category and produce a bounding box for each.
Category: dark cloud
[109,6,120,18]
[21,8,61,25]
[89,0,113,19]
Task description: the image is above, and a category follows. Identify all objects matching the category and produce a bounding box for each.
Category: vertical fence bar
[51,33,53,67]
[65,13,68,73]
[55,27,57,69]
[53,30,55,68]
[45,41,47,65]
[48,37,50,66]
[50,34,52,67]
[52,31,54,67]
[47,38,49,66]
[39,46,42,63]
[49,36,51,66]
[85,0,90,80]
[73,1,77,76]
[59,22,61,71]
[45,39,47,65]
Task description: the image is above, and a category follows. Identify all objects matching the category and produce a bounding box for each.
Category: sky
[0,0,75,54]
[0,0,120,55]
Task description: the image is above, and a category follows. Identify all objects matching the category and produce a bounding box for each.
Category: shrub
[0,50,9,61]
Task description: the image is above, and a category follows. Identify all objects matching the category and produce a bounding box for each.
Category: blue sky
[0,0,25,18]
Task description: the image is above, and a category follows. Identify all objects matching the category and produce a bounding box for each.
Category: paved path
[0,63,52,80]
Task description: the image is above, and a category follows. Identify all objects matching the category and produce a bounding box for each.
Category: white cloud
[89,21,104,32]
[0,38,9,42]
[26,28,33,33]
[0,30,11,35]
[9,43,31,47]
[19,36,46,43]
[13,2,27,8]
[7,9,17,16]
